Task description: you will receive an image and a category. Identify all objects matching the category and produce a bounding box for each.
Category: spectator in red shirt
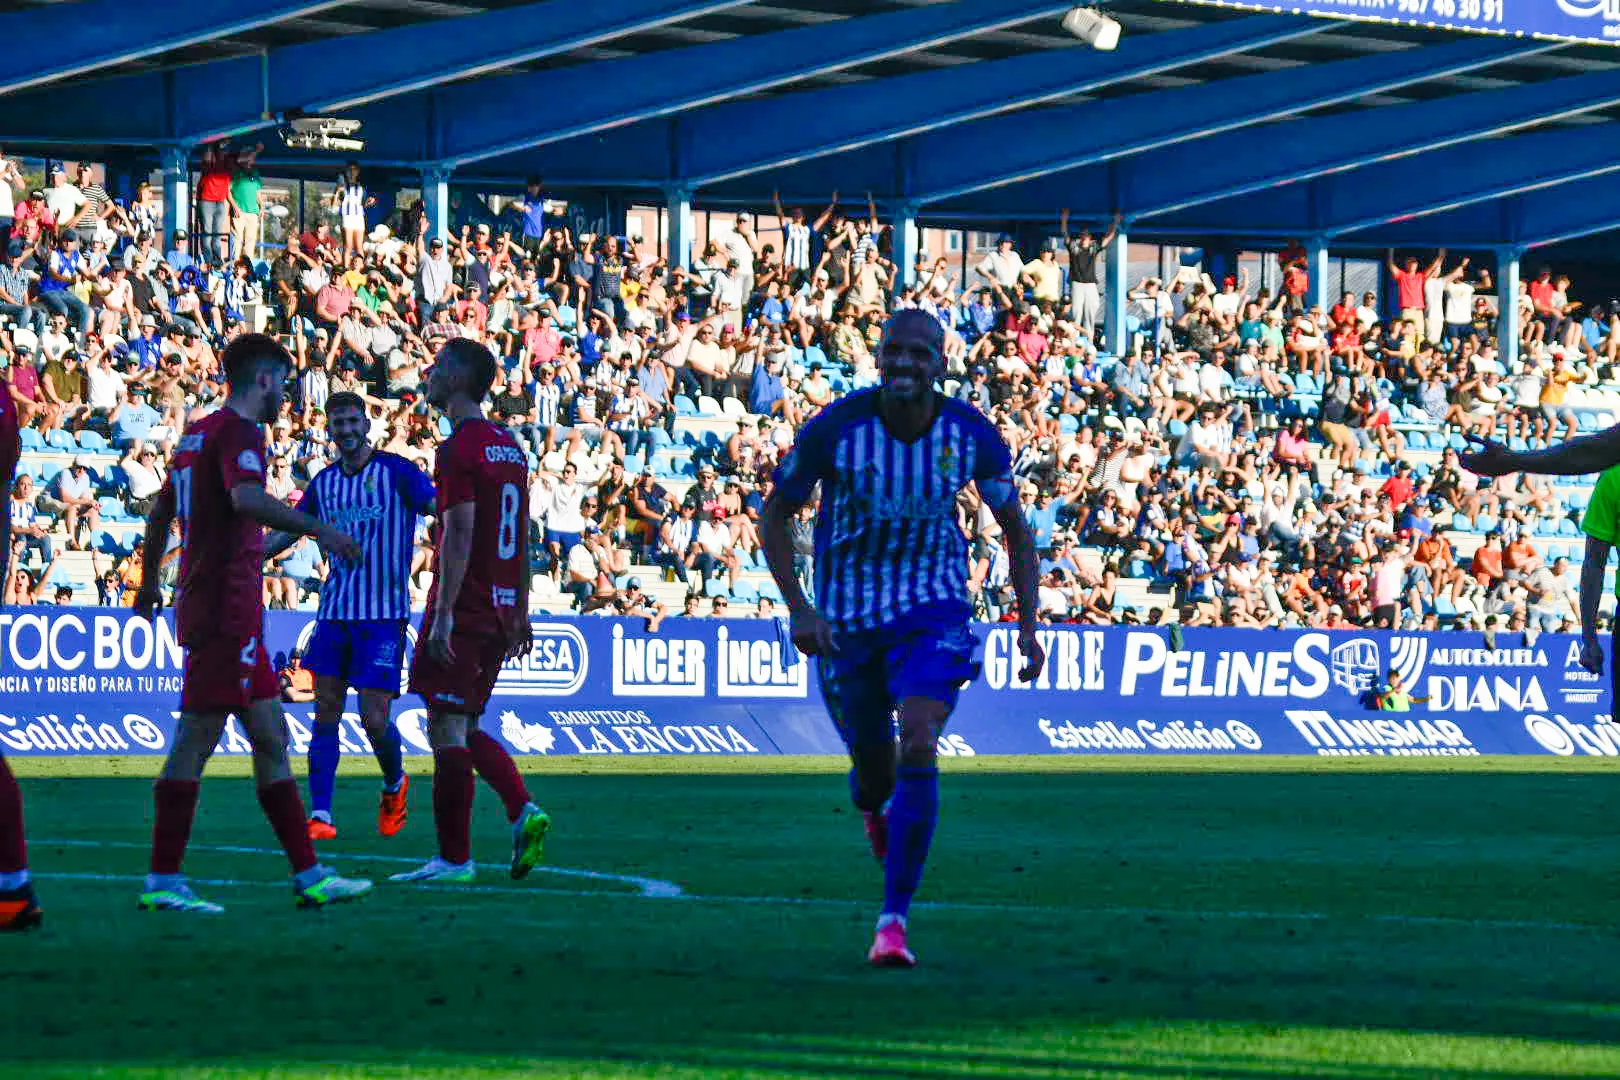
[196,141,259,263]
[1379,461,1415,510]
[1386,248,1445,327]
[1330,291,1358,329]
[1471,532,1505,588]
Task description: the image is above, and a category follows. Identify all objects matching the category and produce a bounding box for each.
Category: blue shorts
[545,528,581,551]
[303,619,408,695]
[816,618,980,750]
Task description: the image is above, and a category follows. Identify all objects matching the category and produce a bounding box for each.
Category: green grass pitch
[5,755,1620,1079]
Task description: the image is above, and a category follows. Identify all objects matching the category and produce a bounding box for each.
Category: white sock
[293,864,329,890]
[311,810,333,824]
[876,913,906,932]
[0,869,29,890]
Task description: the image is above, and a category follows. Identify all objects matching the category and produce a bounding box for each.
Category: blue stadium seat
[1058,414,1079,435]
[437,416,452,438]
[1167,419,1188,439]
[76,430,110,454]
[704,577,731,598]
[622,452,645,475]
[758,579,784,604]
[18,428,44,452]
[647,427,672,450]
[673,395,697,417]
[1473,513,1497,534]
[804,345,829,369]
[97,496,128,522]
[1560,518,1580,537]
[730,580,758,603]
[1293,372,1318,396]
[46,429,76,451]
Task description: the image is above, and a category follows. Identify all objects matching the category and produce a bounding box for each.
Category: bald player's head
[877,308,946,406]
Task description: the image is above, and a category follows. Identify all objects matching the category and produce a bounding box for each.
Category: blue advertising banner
[0,609,1616,759]
[1159,1,1620,47]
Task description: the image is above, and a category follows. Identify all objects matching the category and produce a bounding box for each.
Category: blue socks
[373,721,405,793]
[307,721,341,818]
[881,765,939,920]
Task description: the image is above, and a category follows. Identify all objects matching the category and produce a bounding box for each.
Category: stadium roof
[3,0,1620,251]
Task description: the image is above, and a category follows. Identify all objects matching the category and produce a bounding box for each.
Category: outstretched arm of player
[982,477,1045,684]
[1461,426,1620,477]
[1580,535,1611,675]
[262,530,300,561]
[230,485,361,563]
[132,485,176,620]
[425,502,475,665]
[760,489,835,657]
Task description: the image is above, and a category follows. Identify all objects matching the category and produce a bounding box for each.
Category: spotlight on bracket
[1063,5,1121,50]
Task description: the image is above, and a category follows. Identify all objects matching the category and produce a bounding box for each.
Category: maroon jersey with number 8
[422,418,529,641]
[158,407,268,645]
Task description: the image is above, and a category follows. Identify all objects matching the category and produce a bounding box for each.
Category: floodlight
[1063,6,1120,50]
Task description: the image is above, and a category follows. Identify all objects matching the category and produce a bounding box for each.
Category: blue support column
[159,144,190,251]
[666,185,694,271]
[1497,246,1521,372]
[1107,223,1129,357]
[894,203,919,292]
[1307,236,1330,315]
[421,165,452,244]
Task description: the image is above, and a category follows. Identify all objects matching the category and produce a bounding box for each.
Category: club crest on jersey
[936,444,957,479]
[237,449,263,473]
[364,471,378,494]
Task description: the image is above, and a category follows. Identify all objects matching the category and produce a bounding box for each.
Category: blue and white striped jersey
[771,388,1013,633]
[296,450,435,621]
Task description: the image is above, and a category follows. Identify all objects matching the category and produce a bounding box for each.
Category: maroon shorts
[181,634,278,715]
[409,632,507,716]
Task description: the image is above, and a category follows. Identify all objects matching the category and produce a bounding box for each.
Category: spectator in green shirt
[229,156,263,262]
[1378,669,1430,712]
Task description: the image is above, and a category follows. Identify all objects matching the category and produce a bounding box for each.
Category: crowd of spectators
[3,145,1619,634]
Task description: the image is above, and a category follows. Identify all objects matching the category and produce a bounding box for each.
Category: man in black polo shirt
[1061,209,1120,345]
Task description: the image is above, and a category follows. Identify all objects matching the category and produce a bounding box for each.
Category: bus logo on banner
[497,622,588,696]
[1330,639,1381,694]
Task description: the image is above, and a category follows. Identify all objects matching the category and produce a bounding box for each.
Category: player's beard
[335,431,366,455]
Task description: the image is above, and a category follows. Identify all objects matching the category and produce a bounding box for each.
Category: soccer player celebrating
[0,350,41,931]
[391,339,551,884]
[760,308,1044,967]
[133,333,374,914]
[263,390,435,841]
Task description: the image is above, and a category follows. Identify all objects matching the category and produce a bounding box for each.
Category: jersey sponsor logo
[611,624,706,697]
[326,504,385,531]
[715,626,806,698]
[1036,717,1263,753]
[237,449,263,474]
[496,622,588,696]
[1286,709,1480,756]
[483,444,527,466]
[1523,712,1620,756]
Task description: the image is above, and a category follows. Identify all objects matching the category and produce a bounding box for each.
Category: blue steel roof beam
[1124,64,1620,222]
[431,0,1076,169]
[906,37,1553,206]
[175,0,759,142]
[1321,126,1620,236]
[673,14,1322,188]
[0,0,349,97]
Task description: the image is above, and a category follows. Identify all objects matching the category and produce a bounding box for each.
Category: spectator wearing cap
[416,233,453,307]
[40,339,87,430]
[0,240,40,334]
[163,229,195,276]
[694,505,741,588]
[1060,209,1119,339]
[37,230,92,335]
[39,455,100,550]
[605,575,667,632]
[608,375,656,459]
[118,438,165,517]
[279,649,316,704]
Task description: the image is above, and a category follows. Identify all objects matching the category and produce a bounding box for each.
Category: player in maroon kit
[132,333,374,913]
[0,346,41,931]
[391,338,551,884]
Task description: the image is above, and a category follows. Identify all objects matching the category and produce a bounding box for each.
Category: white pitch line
[39,838,684,898]
[34,838,1613,934]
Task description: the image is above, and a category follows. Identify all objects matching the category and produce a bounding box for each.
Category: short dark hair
[437,338,498,401]
[221,332,292,388]
[326,390,366,420]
